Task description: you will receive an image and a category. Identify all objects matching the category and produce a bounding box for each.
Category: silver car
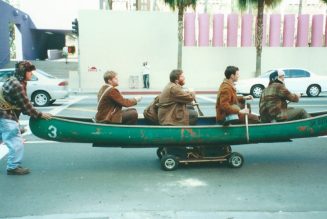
[0,68,69,107]
[236,68,327,98]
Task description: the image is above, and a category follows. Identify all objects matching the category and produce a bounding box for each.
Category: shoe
[7,166,30,175]
[19,127,27,134]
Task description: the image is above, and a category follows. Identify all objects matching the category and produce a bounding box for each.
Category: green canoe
[29,111,327,147]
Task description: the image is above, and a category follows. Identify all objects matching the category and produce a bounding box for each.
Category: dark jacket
[259,81,299,122]
[0,77,42,122]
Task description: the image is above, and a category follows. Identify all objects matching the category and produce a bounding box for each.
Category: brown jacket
[158,82,195,125]
[143,95,159,124]
[95,85,137,123]
[259,81,299,122]
[216,79,244,122]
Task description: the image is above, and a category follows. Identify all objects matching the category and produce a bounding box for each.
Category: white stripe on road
[0,144,9,160]
[0,96,87,161]
[23,96,87,136]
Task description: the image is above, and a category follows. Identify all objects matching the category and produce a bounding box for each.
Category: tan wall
[78,10,327,92]
[79,10,178,92]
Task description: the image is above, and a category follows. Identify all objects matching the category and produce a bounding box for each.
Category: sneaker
[7,166,30,175]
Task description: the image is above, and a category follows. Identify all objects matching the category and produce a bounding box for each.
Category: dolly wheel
[156,147,165,159]
[161,155,179,171]
[228,152,244,168]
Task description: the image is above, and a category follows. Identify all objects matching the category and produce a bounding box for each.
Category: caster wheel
[228,152,244,168]
[161,155,179,171]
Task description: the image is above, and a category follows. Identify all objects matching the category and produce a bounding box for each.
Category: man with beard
[158,69,197,126]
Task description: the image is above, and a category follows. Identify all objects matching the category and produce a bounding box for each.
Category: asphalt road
[1,94,327,219]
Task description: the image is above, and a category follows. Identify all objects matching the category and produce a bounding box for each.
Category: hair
[169,69,183,83]
[269,70,284,85]
[269,71,279,82]
[103,71,117,84]
[14,61,35,82]
[224,66,239,79]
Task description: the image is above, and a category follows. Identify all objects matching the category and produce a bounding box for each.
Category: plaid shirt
[0,77,42,122]
[259,81,299,122]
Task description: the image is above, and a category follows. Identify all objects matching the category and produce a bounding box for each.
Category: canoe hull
[29,113,327,147]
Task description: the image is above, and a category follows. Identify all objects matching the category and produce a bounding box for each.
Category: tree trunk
[298,0,303,16]
[255,0,264,76]
[177,6,184,69]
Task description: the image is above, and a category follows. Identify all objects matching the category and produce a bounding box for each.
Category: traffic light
[72,18,79,36]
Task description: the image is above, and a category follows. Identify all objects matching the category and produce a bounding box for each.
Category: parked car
[0,68,69,106]
[236,68,327,98]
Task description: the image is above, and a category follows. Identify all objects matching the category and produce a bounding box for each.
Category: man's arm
[11,81,42,118]
[219,89,240,114]
[278,84,299,103]
[170,86,195,104]
[110,88,138,107]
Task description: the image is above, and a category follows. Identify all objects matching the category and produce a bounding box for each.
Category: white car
[0,68,69,106]
[236,68,327,98]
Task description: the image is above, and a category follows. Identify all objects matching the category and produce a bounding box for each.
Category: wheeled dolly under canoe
[157,146,244,171]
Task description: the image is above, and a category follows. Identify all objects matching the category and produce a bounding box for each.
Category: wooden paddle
[245,101,249,143]
[193,99,204,116]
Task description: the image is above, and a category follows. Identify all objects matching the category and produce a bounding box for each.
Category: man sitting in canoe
[95,71,142,124]
[158,69,198,125]
[216,66,260,125]
[259,70,309,123]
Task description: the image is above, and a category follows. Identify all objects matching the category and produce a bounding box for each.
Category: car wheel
[250,85,264,98]
[306,84,320,97]
[32,91,51,107]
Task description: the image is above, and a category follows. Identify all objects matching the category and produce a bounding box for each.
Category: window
[289,69,310,78]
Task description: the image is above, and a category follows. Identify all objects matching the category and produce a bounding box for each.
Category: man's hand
[295,93,301,98]
[239,108,249,115]
[41,113,52,120]
[134,96,142,102]
[244,95,254,100]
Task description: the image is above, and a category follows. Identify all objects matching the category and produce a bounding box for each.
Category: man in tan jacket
[216,66,259,124]
[95,71,142,124]
[158,69,197,126]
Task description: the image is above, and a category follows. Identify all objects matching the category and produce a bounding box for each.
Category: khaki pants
[280,107,310,121]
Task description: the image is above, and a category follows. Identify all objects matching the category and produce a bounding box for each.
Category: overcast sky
[18,0,98,29]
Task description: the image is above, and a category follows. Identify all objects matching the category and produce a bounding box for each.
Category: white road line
[24,96,87,136]
[0,144,9,160]
[0,96,87,161]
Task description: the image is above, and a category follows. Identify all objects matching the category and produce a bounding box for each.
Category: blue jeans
[0,118,24,170]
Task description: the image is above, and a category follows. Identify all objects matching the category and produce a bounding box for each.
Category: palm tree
[164,0,197,69]
[238,0,282,76]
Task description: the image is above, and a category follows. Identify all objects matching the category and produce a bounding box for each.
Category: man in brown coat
[158,69,197,125]
[259,70,309,123]
[216,66,260,124]
[95,71,142,124]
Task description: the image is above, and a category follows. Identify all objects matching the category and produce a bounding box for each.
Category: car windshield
[35,69,56,78]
